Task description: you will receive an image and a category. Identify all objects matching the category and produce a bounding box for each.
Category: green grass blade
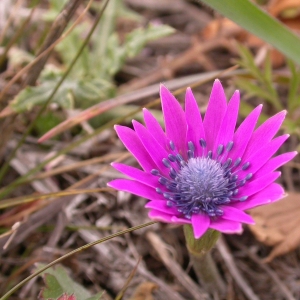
[197,0,300,64]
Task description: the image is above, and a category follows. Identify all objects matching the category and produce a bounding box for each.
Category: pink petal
[148,210,191,224]
[238,171,281,197]
[143,108,168,150]
[230,105,262,162]
[132,120,177,176]
[115,125,156,172]
[160,84,187,154]
[185,87,206,156]
[145,201,178,215]
[222,206,255,224]
[242,110,287,161]
[148,209,173,223]
[108,179,164,201]
[213,90,240,156]
[238,134,289,179]
[203,79,227,151]
[209,219,243,234]
[171,216,192,224]
[254,151,297,179]
[111,163,158,188]
[191,214,210,239]
[232,183,284,210]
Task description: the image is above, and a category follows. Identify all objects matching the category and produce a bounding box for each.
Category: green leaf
[10,74,115,113]
[197,0,300,64]
[124,24,175,58]
[40,273,64,299]
[38,264,91,300]
[85,292,104,300]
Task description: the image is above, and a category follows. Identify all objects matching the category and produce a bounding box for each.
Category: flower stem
[184,225,226,295]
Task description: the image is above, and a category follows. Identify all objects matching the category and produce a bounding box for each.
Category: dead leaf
[249,192,300,261]
[269,0,300,18]
[127,282,158,300]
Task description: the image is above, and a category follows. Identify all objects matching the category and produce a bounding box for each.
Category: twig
[216,236,260,300]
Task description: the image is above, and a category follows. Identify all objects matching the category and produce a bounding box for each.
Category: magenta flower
[108,80,296,239]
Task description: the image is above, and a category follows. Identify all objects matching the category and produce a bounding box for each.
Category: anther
[166,201,173,207]
[234,157,242,167]
[239,179,246,186]
[207,151,212,159]
[223,158,232,169]
[169,167,177,179]
[242,162,250,170]
[156,188,162,194]
[199,138,206,148]
[217,144,224,156]
[151,169,160,176]
[230,174,238,182]
[169,141,175,151]
[239,196,248,202]
[226,141,234,152]
[162,158,171,168]
[168,154,176,162]
[245,173,253,181]
[233,189,239,195]
[159,177,168,185]
[176,154,184,162]
[188,141,195,151]
[188,150,194,159]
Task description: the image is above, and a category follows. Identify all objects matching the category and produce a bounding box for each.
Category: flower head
[108,80,297,239]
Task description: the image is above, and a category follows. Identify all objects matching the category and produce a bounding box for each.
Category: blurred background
[0,0,300,299]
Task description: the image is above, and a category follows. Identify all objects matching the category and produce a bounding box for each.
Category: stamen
[245,173,253,181]
[226,141,234,152]
[199,138,206,148]
[239,196,248,202]
[207,151,212,159]
[223,158,232,169]
[188,150,194,159]
[169,140,175,151]
[188,141,195,152]
[156,188,162,194]
[234,157,242,167]
[151,169,160,176]
[242,162,250,170]
[162,158,171,168]
[169,167,177,179]
[217,144,224,156]
[168,154,176,162]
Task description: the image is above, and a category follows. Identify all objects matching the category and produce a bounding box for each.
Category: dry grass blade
[115,257,142,300]
[18,152,127,185]
[0,187,112,209]
[0,221,157,300]
[38,65,240,143]
[217,236,260,300]
[0,5,36,67]
[0,0,24,44]
[146,231,208,300]
[0,0,110,184]
[0,0,95,103]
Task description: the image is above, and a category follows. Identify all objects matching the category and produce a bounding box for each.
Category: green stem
[184,225,226,295]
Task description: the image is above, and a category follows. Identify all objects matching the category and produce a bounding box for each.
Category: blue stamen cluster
[152,139,252,219]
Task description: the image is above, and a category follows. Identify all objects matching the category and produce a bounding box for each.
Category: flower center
[173,157,229,218]
[152,140,253,219]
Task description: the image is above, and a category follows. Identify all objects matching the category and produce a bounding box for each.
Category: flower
[108,79,297,239]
